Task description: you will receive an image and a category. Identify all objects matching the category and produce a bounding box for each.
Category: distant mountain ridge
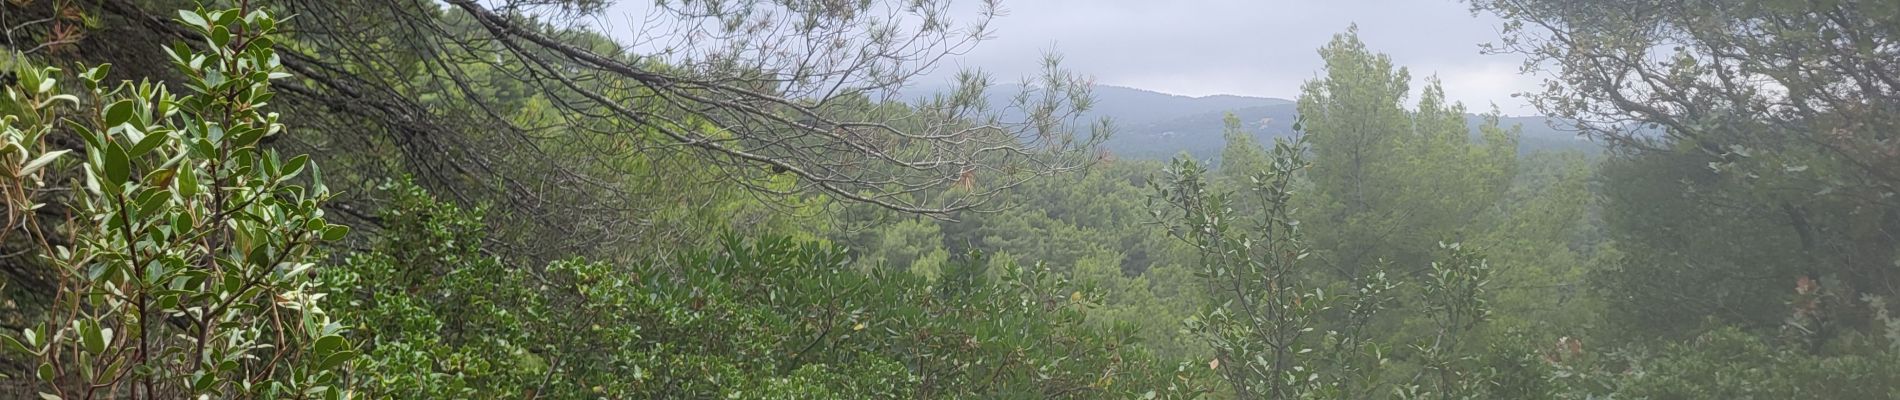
[1104,101,1599,160]
[1078,86,1294,127]
[903,84,1597,159]
[902,83,1290,127]
[1073,85,1597,159]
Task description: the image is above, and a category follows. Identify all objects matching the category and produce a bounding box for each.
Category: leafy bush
[328,180,1208,398]
[0,8,353,399]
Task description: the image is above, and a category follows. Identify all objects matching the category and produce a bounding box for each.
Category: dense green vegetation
[0,0,1895,398]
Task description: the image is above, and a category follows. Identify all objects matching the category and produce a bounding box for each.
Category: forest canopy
[0,0,1895,398]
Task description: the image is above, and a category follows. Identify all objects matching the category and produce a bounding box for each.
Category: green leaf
[246,37,275,53]
[309,162,327,196]
[70,122,103,152]
[35,362,53,383]
[84,64,111,83]
[97,328,113,354]
[189,137,216,158]
[43,94,79,106]
[18,150,69,177]
[137,188,171,218]
[160,42,182,65]
[317,350,356,370]
[141,168,174,188]
[244,9,268,25]
[203,68,225,89]
[80,321,104,354]
[208,25,231,48]
[221,272,243,295]
[1,335,30,355]
[313,335,346,356]
[13,67,42,94]
[191,370,214,391]
[320,225,350,241]
[99,359,126,388]
[176,167,199,198]
[127,127,168,158]
[281,154,308,180]
[230,126,267,147]
[102,141,131,184]
[246,244,273,268]
[177,10,209,30]
[104,100,136,128]
[83,168,102,196]
[212,9,240,28]
[154,292,178,311]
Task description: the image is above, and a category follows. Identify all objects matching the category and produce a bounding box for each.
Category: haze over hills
[1102,99,1600,160]
[1076,85,1295,127]
[936,84,1599,160]
[914,83,1291,128]
[912,81,1596,160]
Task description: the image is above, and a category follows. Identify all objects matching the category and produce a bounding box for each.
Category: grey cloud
[946,0,1536,115]
[593,0,1539,115]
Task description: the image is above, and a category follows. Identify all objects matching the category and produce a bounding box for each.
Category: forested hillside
[1101,104,1597,160]
[0,0,1895,399]
[939,84,1597,160]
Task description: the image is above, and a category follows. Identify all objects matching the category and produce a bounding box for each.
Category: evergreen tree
[1297,28,1519,278]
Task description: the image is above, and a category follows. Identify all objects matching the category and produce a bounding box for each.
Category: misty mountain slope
[906,84,1289,126]
[1098,103,1601,160]
[907,83,1597,159]
[1078,86,1293,126]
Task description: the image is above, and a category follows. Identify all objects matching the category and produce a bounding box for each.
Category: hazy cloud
[593,0,1539,115]
[939,0,1537,115]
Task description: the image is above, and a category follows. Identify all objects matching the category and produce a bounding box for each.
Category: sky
[592,0,1540,116]
[937,0,1538,115]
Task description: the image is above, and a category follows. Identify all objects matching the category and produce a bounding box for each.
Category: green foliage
[1470,152,1597,334]
[1476,0,1900,345]
[7,1,1894,398]
[1530,326,1900,399]
[1614,327,1900,399]
[0,8,353,398]
[857,218,951,278]
[1215,113,1272,186]
[328,180,1201,398]
[1592,148,1805,339]
[1297,28,1519,276]
[1155,127,1562,399]
[1155,135,1383,398]
[1401,243,1497,399]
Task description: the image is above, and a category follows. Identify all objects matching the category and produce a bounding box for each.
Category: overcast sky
[940,0,1537,115]
[594,0,1539,115]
